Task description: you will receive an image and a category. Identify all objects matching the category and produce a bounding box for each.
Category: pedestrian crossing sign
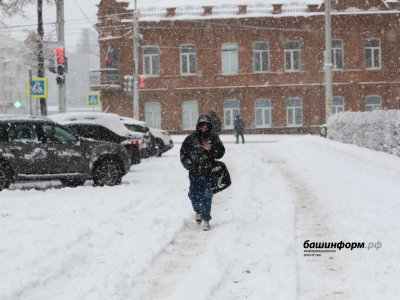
[26,78,48,98]
[86,92,101,108]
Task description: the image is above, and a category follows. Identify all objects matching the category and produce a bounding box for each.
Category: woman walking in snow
[180,115,225,231]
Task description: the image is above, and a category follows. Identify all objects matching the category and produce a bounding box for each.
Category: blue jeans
[188,175,213,221]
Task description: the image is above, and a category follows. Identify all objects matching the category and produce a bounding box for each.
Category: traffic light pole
[56,0,66,113]
[37,0,47,116]
[132,0,139,120]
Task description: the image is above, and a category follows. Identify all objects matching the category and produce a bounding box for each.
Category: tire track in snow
[128,193,229,300]
[263,152,354,299]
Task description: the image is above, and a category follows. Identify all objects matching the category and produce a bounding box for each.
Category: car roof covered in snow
[119,116,147,127]
[48,112,142,138]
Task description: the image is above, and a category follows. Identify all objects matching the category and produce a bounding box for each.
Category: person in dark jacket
[234,115,245,144]
[209,111,222,135]
[180,114,225,231]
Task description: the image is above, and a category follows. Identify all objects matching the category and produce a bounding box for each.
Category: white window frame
[143,46,160,76]
[180,44,197,75]
[255,99,272,128]
[182,100,198,130]
[332,40,343,70]
[287,98,303,127]
[365,95,382,111]
[253,42,269,73]
[364,39,381,69]
[145,102,161,129]
[284,41,301,72]
[332,96,345,114]
[224,99,240,129]
[221,43,238,75]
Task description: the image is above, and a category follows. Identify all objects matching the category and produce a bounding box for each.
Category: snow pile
[327,110,400,156]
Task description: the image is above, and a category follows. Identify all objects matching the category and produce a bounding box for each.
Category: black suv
[62,123,142,164]
[0,116,131,190]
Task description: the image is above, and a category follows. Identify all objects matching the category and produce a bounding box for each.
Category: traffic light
[13,100,22,109]
[55,47,65,84]
[139,75,145,88]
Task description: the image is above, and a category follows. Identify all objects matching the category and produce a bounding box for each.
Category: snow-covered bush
[327,110,400,156]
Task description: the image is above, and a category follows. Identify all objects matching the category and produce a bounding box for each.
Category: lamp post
[324,0,333,123]
[132,0,139,119]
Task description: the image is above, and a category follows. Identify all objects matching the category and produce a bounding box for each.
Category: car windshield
[124,124,145,133]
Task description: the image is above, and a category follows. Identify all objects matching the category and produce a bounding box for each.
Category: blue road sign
[86,92,101,107]
[26,78,48,98]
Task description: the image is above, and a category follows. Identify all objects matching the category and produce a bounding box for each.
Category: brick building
[92,0,400,134]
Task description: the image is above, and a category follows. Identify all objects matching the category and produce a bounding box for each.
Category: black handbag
[210,161,231,194]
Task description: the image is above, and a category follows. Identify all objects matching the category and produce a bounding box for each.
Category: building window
[221,43,238,75]
[332,96,345,113]
[287,98,302,126]
[284,41,301,71]
[253,42,269,73]
[145,102,161,128]
[255,99,272,127]
[105,46,119,68]
[182,100,198,130]
[365,95,381,111]
[332,40,343,69]
[143,46,160,76]
[224,99,240,129]
[364,39,380,69]
[180,45,196,75]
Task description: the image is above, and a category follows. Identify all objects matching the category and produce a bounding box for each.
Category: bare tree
[0,0,53,17]
[0,0,32,16]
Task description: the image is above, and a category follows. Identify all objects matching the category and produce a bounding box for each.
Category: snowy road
[1,134,400,300]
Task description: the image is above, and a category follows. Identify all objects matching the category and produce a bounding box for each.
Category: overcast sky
[1,0,99,52]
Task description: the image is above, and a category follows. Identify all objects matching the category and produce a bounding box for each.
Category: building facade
[93,0,400,134]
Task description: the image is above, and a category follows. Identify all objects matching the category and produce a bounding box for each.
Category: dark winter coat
[180,116,225,177]
[234,116,245,134]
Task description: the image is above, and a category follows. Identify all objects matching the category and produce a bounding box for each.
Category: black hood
[196,114,213,131]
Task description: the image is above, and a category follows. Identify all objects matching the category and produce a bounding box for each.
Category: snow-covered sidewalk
[1,134,400,299]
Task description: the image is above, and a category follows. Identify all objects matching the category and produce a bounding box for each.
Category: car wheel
[155,138,164,157]
[60,178,86,188]
[93,158,122,186]
[0,163,11,191]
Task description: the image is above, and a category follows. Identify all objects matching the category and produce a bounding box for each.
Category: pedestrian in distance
[209,111,222,135]
[234,114,245,144]
[180,114,225,231]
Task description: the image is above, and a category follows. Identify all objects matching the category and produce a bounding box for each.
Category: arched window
[182,100,198,130]
[224,99,240,129]
[287,98,302,126]
[145,102,161,128]
[255,99,272,127]
[180,45,197,75]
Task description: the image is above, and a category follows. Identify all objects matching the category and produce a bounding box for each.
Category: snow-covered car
[148,127,174,156]
[119,117,156,158]
[0,116,131,190]
[120,117,173,157]
[49,112,144,165]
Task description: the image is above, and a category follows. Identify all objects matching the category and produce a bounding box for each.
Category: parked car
[148,127,174,156]
[120,117,174,157]
[49,112,143,165]
[119,117,158,158]
[0,116,131,190]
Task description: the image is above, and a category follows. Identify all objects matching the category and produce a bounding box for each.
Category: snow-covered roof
[115,0,399,21]
[119,0,323,9]
[49,112,140,138]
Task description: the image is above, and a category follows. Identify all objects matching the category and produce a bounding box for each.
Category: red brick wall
[95,0,400,134]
